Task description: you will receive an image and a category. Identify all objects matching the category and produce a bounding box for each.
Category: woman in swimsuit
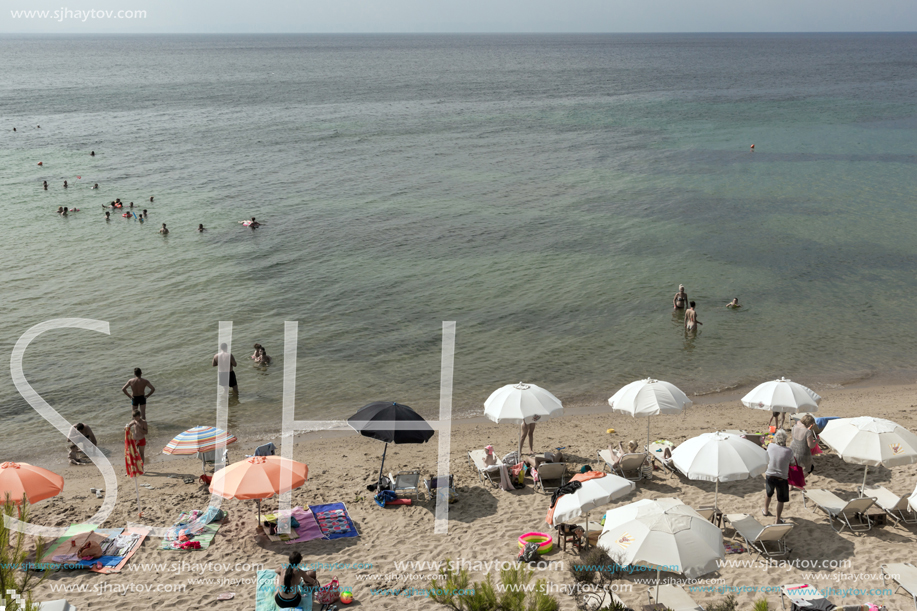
[274,551,318,609]
[673,285,688,310]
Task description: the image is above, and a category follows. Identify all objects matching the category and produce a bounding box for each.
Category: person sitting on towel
[274,551,319,608]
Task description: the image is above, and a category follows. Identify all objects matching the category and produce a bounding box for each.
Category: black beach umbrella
[347,401,435,490]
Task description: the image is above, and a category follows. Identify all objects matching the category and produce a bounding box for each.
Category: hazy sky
[4,0,917,33]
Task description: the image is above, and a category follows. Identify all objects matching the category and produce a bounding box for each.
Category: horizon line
[2,30,917,35]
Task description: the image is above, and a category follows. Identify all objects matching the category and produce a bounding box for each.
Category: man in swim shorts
[122,368,155,420]
[685,301,701,332]
[213,343,238,394]
[673,285,688,310]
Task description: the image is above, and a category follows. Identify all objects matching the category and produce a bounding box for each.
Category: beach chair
[861,485,917,526]
[424,474,454,493]
[647,441,676,477]
[780,583,827,611]
[246,442,276,457]
[649,584,704,611]
[388,471,421,500]
[882,562,917,610]
[804,489,875,534]
[695,506,724,528]
[597,449,647,481]
[724,513,794,559]
[533,462,566,494]
[468,449,505,488]
[196,448,228,471]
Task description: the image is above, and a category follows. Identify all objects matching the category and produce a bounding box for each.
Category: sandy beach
[18,379,917,611]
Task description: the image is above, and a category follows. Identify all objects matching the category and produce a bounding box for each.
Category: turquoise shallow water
[1,33,916,456]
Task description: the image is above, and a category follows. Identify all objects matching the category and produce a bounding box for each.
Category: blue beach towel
[309,502,359,540]
[255,569,312,611]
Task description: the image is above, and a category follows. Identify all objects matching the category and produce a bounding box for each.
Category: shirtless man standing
[673,285,688,310]
[213,343,238,394]
[685,301,702,332]
[122,368,155,419]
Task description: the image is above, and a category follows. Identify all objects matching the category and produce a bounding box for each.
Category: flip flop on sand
[762,509,772,517]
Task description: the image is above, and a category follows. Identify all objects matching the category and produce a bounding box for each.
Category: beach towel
[160,510,225,550]
[309,503,359,539]
[282,507,324,545]
[44,528,124,569]
[91,526,150,574]
[255,569,313,611]
[261,513,300,542]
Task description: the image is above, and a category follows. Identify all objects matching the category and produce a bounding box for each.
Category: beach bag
[317,577,340,604]
[787,461,806,489]
[810,443,823,455]
[77,540,103,560]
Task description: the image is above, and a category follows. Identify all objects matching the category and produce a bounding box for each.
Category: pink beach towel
[282,507,324,545]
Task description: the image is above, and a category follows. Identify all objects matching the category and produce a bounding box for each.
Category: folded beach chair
[882,562,917,611]
[647,441,676,477]
[533,462,566,494]
[246,442,276,457]
[597,449,647,481]
[725,513,794,559]
[861,485,917,527]
[649,584,704,611]
[468,449,505,488]
[804,488,875,534]
[388,471,421,500]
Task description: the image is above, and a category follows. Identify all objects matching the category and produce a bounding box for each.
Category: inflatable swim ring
[122,213,131,218]
[518,532,553,554]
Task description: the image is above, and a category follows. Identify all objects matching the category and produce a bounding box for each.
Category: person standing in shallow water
[685,301,701,332]
[673,285,688,310]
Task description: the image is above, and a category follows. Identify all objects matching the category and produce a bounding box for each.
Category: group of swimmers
[673,284,741,332]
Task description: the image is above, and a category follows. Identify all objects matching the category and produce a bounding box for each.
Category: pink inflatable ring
[518,532,553,554]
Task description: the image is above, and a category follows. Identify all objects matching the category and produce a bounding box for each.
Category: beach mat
[255,570,314,611]
[42,527,124,569]
[309,502,359,539]
[260,513,299,543]
[283,507,323,545]
[160,511,224,550]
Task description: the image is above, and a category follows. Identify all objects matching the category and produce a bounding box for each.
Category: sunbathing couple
[607,440,671,468]
[274,551,319,608]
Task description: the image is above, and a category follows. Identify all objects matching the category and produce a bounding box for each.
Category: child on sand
[126,408,148,462]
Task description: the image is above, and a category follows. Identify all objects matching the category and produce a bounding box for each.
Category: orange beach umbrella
[0,462,64,505]
[209,456,308,524]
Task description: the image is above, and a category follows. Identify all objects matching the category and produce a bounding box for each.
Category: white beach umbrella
[598,497,725,600]
[670,431,768,510]
[741,377,821,414]
[818,416,917,495]
[909,482,917,513]
[485,382,563,457]
[549,474,635,547]
[608,378,692,448]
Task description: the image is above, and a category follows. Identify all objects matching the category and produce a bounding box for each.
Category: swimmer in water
[37,162,43,166]
[57,207,64,215]
[685,301,702,332]
[159,223,169,235]
[149,196,154,203]
[92,183,99,189]
[245,217,261,228]
[12,128,16,132]
[197,224,205,232]
[63,180,67,188]
[142,209,148,218]
[116,198,121,204]
[90,151,95,156]
[43,181,48,190]
[105,211,110,220]
[726,297,741,308]
[673,285,688,310]
[129,202,134,208]
[60,207,68,216]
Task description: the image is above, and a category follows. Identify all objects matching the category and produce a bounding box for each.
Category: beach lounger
[780,583,827,611]
[647,441,676,477]
[861,485,917,526]
[804,489,875,534]
[388,471,421,500]
[695,506,724,528]
[597,449,647,481]
[197,447,228,471]
[725,513,794,559]
[468,449,506,488]
[533,462,566,494]
[882,562,917,610]
[649,584,704,611]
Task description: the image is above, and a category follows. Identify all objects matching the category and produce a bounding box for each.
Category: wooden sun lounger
[882,562,917,611]
[861,485,917,526]
[724,513,793,559]
[804,489,875,534]
[649,584,704,611]
[597,449,646,481]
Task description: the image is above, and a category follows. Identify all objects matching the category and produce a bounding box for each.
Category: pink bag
[810,443,823,455]
[317,577,340,604]
[787,463,805,489]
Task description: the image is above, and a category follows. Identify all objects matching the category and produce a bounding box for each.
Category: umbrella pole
[655,567,661,603]
[257,499,262,525]
[860,466,868,497]
[518,424,524,462]
[583,511,590,550]
[647,418,651,450]
[715,481,719,511]
[377,443,389,490]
